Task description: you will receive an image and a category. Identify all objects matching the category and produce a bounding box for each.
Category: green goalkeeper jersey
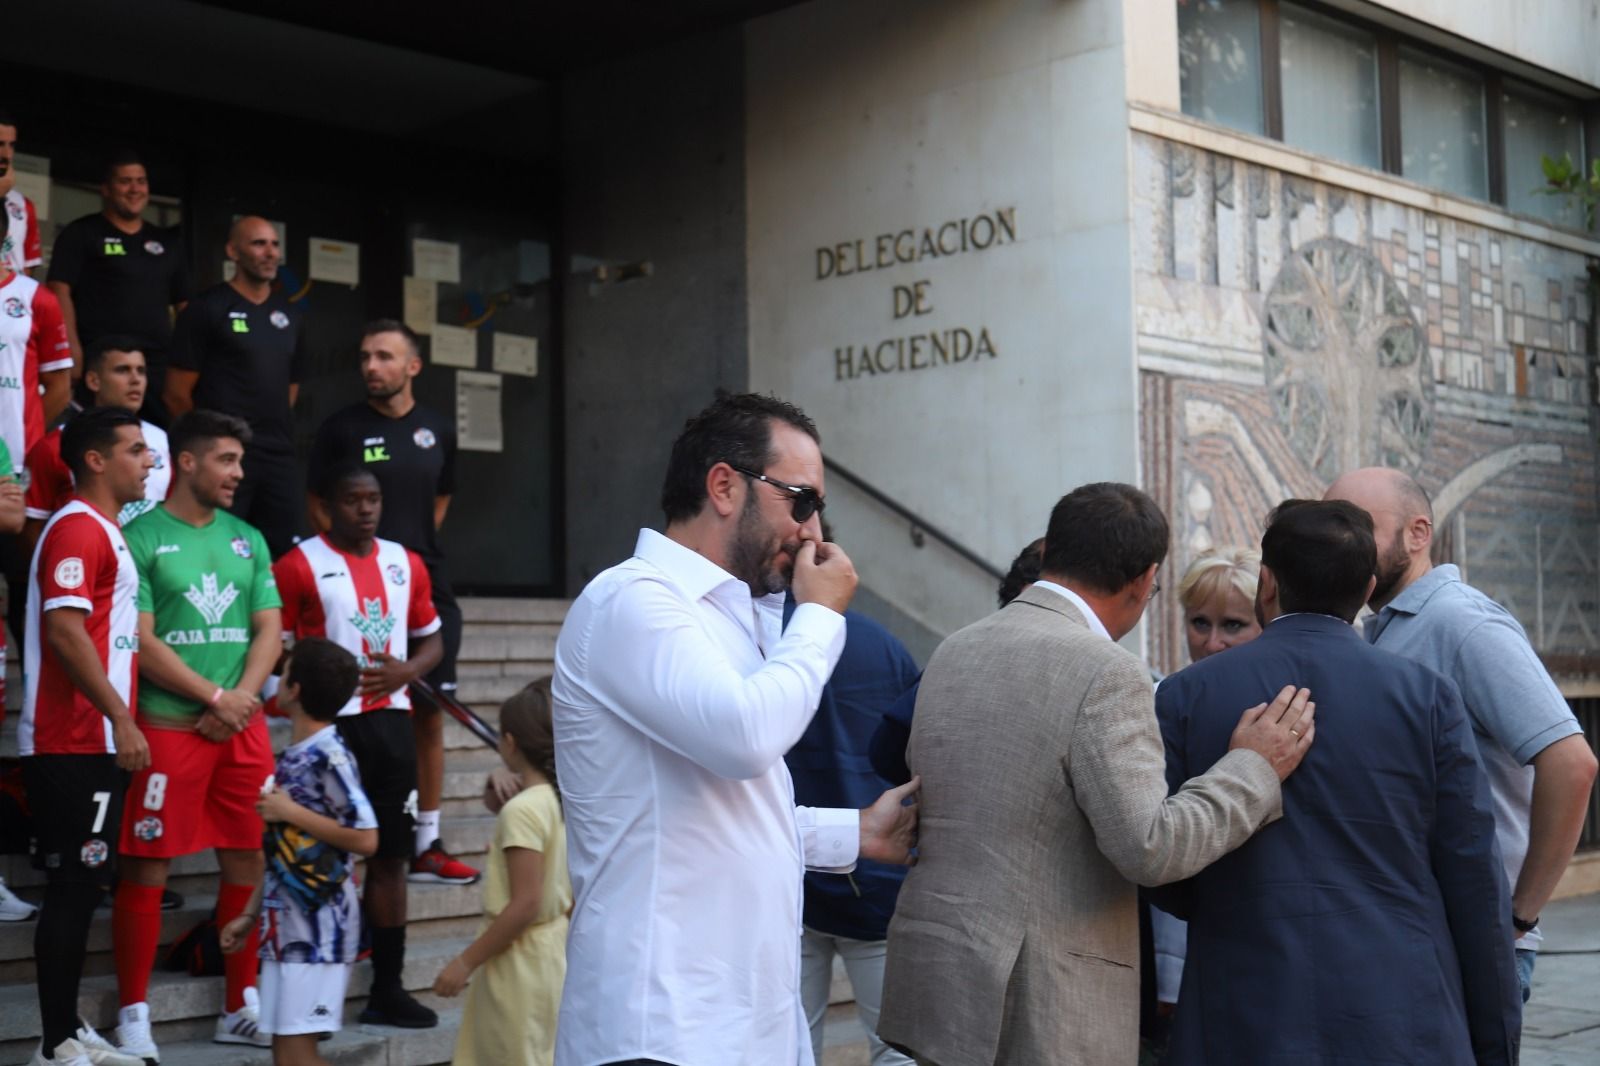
[123,504,281,724]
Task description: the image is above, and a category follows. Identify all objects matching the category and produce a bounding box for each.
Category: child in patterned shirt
[220,637,376,1064]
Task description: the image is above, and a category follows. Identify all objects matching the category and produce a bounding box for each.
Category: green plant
[1538,152,1600,230]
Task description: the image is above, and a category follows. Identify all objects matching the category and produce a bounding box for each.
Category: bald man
[166,217,308,555]
[1326,468,1597,1006]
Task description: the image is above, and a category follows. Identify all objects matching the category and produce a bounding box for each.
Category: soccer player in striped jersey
[22,406,152,1066]
[273,464,443,1028]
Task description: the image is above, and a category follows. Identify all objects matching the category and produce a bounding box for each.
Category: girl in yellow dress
[432,678,570,1065]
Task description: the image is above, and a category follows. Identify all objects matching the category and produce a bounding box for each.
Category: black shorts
[22,754,126,884]
[423,568,461,695]
[335,708,417,860]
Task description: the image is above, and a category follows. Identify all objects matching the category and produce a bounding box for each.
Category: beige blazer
[878,586,1282,1066]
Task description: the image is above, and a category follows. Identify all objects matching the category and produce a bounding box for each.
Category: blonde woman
[1145,548,1265,1061]
[1178,547,1263,663]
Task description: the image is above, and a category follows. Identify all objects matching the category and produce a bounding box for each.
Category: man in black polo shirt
[45,149,189,424]
[165,216,306,558]
[308,320,478,885]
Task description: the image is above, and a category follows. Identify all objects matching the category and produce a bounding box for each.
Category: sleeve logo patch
[54,557,85,589]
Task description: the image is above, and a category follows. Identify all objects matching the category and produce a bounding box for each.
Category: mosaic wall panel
[1133,131,1599,677]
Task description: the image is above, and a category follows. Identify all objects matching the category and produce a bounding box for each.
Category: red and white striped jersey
[2,190,41,273]
[273,534,441,717]
[20,498,140,755]
[0,272,71,467]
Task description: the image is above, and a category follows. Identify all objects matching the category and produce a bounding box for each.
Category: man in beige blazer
[878,482,1314,1066]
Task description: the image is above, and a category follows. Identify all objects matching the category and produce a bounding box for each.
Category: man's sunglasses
[729,465,826,523]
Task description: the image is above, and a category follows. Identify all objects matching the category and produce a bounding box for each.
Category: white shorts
[258,960,350,1036]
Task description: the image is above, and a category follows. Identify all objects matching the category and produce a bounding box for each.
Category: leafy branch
[1538,152,1600,230]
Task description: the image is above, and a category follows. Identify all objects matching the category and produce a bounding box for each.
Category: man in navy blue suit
[1153,499,1520,1066]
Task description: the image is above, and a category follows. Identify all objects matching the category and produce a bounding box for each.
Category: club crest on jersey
[54,557,85,589]
[270,310,290,329]
[413,428,437,449]
[2,297,23,319]
[80,839,109,868]
[184,573,240,626]
[385,563,407,586]
[231,537,253,558]
[5,201,21,220]
[133,816,164,842]
[351,598,396,655]
[143,240,165,255]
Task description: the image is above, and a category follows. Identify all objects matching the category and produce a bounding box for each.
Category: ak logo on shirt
[229,311,250,334]
[362,436,390,463]
[103,238,127,256]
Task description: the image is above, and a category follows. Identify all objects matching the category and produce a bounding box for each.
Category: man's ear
[1257,564,1279,610]
[704,462,742,519]
[1406,514,1433,556]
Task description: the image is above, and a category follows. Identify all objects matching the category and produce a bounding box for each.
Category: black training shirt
[308,400,456,567]
[45,214,189,357]
[169,283,308,454]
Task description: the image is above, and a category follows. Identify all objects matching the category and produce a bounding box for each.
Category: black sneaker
[161,888,183,910]
[359,986,438,1029]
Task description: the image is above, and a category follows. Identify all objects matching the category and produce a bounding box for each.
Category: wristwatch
[1512,913,1539,934]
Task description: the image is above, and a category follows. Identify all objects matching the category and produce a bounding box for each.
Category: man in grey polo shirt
[1327,468,1598,1003]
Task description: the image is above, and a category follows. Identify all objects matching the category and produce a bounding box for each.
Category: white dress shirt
[552,528,859,1066]
[1032,579,1112,641]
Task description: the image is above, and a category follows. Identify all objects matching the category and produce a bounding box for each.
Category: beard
[366,377,404,401]
[727,492,800,596]
[1370,527,1410,605]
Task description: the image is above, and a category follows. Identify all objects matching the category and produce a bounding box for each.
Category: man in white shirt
[552,392,920,1066]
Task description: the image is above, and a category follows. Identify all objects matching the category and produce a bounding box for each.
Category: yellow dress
[452,783,571,1066]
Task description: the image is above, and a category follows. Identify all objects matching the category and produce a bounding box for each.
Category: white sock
[415,809,442,854]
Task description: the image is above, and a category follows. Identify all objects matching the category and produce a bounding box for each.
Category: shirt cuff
[784,601,848,664]
[24,507,50,520]
[40,357,74,373]
[797,805,859,872]
[42,595,93,613]
[410,617,443,638]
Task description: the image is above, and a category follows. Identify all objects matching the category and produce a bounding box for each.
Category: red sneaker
[408,842,480,885]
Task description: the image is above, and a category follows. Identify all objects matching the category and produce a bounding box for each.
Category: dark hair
[1260,499,1377,621]
[998,537,1045,607]
[313,461,379,502]
[60,406,141,480]
[168,409,251,460]
[660,392,820,523]
[1040,483,1169,595]
[84,335,145,379]
[102,148,144,183]
[499,678,559,804]
[0,107,15,128]
[284,637,360,722]
[361,319,421,359]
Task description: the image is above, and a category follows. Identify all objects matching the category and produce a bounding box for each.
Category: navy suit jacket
[1152,613,1520,1066]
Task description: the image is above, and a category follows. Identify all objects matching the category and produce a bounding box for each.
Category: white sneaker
[28,1037,93,1066]
[214,986,270,1048]
[74,1023,146,1066]
[0,876,37,921]
[113,1002,159,1064]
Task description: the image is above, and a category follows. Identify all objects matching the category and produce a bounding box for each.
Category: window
[1179,0,1265,136]
[1173,1,1594,227]
[1280,3,1381,170]
[1503,82,1585,226]
[1399,48,1489,201]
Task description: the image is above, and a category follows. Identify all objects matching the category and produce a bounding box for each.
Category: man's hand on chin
[861,776,921,864]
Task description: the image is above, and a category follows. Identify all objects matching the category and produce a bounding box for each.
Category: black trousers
[424,565,462,694]
[229,446,302,559]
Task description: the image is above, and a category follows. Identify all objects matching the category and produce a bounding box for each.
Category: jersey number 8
[143,773,169,812]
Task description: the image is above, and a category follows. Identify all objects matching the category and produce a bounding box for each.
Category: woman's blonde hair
[1176,547,1261,611]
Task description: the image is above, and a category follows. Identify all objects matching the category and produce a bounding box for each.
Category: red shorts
[120,717,275,858]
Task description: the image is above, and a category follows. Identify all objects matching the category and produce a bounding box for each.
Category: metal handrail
[823,453,1006,582]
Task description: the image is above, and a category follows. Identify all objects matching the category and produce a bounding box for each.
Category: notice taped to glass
[455,369,503,453]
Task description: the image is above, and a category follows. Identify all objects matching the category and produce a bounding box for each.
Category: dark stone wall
[559,25,751,590]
